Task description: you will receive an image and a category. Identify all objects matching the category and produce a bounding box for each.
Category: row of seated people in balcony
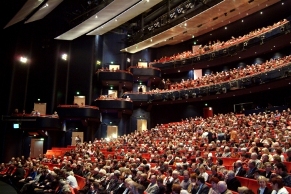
[1,109,291,193]
[168,55,291,90]
[98,66,161,73]
[151,19,288,64]
[126,54,291,94]
[98,95,131,101]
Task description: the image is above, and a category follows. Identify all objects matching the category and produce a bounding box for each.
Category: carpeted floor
[0,181,17,194]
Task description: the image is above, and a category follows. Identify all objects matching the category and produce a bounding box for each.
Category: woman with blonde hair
[257,176,272,194]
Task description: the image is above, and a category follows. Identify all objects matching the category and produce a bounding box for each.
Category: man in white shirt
[66,171,79,189]
[145,175,159,194]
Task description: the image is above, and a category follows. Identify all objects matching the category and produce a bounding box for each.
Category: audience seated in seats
[4,108,291,194]
[125,54,291,96]
[226,170,241,192]
[150,19,288,65]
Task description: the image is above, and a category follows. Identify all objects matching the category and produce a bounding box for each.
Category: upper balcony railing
[123,56,291,101]
[150,19,291,70]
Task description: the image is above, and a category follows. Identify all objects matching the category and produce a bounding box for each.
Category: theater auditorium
[1,0,291,193]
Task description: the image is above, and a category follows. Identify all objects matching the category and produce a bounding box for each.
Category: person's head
[216,181,228,193]
[199,166,206,173]
[251,153,258,160]
[216,158,223,166]
[124,178,133,188]
[272,155,282,164]
[150,175,157,184]
[238,186,249,194]
[196,176,205,186]
[226,170,235,180]
[157,177,163,186]
[274,163,286,175]
[248,160,256,169]
[257,176,268,189]
[264,162,272,172]
[235,160,243,168]
[270,177,284,191]
[286,148,291,157]
[180,190,190,194]
[209,177,219,189]
[172,184,182,194]
[130,182,145,194]
[140,173,147,181]
[261,154,269,162]
[172,170,179,179]
[183,170,189,181]
[190,173,197,183]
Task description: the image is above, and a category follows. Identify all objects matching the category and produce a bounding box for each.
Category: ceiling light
[61,53,68,61]
[95,15,98,18]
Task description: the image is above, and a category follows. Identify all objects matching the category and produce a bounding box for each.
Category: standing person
[139,86,143,93]
[75,135,81,144]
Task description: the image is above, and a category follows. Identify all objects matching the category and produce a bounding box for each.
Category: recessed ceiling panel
[4,0,45,29]
[25,0,63,24]
[87,0,163,35]
[121,0,280,53]
[55,0,141,40]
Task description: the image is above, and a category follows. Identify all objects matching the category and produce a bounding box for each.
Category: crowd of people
[166,55,291,90]
[124,54,291,95]
[1,108,291,194]
[150,19,288,64]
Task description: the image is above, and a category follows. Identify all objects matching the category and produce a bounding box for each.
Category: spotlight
[20,56,28,63]
[61,53,68,61]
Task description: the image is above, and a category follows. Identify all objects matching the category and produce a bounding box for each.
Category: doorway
[137,119,147,132]
[30,139,44,158]
[107,126,118,138]
[72,132,84,145]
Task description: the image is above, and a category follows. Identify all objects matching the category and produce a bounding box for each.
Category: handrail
[123,59,291,95]
[150,19,289,65]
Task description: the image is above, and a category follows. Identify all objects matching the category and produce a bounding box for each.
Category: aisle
[0,181,17,194]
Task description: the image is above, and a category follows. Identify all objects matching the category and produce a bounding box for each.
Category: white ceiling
[4,0,45,29]
[120,0,280,53]
[87,0,163,35]
[25,0,63,24]
[55,0,162,40]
